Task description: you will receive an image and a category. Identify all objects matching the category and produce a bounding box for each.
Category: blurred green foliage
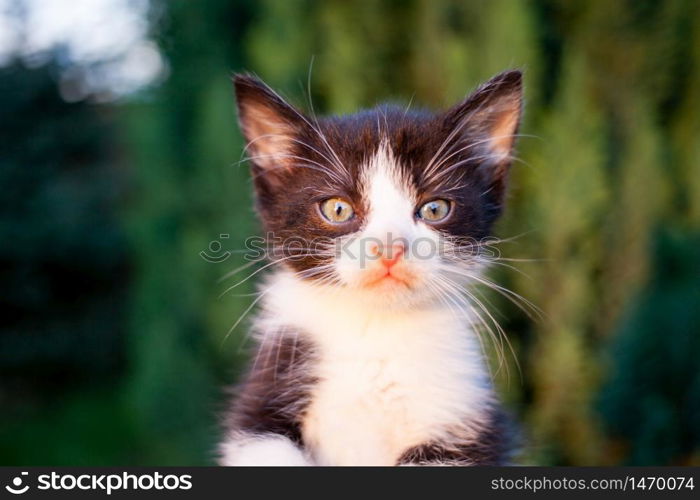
[0,0,698,465]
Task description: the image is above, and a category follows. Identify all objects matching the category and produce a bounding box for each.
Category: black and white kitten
[219,70,523,466]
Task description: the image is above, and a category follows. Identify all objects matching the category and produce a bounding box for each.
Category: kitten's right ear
[233,74,307,175]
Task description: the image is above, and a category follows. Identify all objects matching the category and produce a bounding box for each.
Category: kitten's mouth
[361,268,414,289]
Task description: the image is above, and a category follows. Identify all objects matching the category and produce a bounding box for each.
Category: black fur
[224,331,317,445]
[397,407,518,465]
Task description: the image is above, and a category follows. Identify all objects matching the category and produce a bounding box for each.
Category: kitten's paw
[219,433,312,466]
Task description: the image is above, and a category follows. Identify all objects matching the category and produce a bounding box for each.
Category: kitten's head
[234,71,522,307]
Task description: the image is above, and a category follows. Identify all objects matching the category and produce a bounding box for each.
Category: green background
[1,0,699,466]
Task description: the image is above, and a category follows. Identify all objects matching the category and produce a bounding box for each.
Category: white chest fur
[261,273,492,466]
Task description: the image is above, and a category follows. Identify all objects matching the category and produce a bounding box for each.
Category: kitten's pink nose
[377,243,405,269]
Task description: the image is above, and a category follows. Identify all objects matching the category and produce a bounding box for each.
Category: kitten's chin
[359,270,413,290]
[331,264,438,309]
[359,286,435,310]
[282,270,435,311]
[348,275,436,309]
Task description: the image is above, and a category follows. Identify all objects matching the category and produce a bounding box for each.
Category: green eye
[418,199,451,222]
[320,197,355,223]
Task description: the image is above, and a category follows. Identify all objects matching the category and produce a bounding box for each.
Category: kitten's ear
[443,70,523,201]
[233,74,307,176]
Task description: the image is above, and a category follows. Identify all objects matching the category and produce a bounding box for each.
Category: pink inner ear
[486,106,520,162]
[242,105,296,171]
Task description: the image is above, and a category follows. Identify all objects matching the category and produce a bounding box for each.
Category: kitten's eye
[417,199,451,222]
[319,197,355,223]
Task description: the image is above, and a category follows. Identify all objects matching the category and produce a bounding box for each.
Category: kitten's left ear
[443,70,523,201]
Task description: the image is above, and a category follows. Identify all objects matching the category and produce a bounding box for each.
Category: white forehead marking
[362,140,416,235]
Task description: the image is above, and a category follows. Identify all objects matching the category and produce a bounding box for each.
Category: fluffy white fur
[219,433,312,466]
[265,273,491,466]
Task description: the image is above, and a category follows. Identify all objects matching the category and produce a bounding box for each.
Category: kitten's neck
[258,270,487,365]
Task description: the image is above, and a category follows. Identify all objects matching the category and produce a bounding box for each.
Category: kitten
[219,70,523,466]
